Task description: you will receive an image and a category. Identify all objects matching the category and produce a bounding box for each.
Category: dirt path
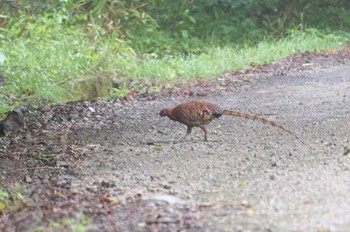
[1,48,350,231]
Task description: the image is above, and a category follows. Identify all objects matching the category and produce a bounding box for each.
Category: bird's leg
[199,125,208,141]
[182,126,193,140]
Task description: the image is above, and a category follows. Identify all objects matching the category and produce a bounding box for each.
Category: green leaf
[0,53,6,65]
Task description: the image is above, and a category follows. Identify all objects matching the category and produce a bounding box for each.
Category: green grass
[0,187,25,213]
[34,213,91,232]
[0,27,349,114]
[123,28,348,82]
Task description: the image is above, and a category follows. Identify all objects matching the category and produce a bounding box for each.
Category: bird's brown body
[159,100,295,141]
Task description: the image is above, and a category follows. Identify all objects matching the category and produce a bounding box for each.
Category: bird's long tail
[222,110,298,138]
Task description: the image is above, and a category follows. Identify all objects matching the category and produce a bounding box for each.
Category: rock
[145,194,187,205]
[25,175,33,183]
[0,109,24,136]
[88,106,96,113]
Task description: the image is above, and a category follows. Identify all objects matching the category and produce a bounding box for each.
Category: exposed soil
[1,46,350,232]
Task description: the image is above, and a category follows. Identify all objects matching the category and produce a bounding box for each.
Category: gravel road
[70,64,350,231]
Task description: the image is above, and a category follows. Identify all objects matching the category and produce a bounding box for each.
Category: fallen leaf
[99,195,111,202]
[246,207,254,215]
[153,146,162,151]
[52,207,61,213]
[0,202,5,211]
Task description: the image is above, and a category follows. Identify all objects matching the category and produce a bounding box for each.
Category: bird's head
[159,108,171,117]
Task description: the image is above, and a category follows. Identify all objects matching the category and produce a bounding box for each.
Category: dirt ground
[1,46,350,232]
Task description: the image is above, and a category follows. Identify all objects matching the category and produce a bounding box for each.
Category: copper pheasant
[159,100,296,141]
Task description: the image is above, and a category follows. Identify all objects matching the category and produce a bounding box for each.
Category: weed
[0,186,25,213]
[35,213,91,232]
[33,153,56,161]
[109,86,129,98]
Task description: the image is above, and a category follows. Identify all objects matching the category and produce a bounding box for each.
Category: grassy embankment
[0,27,349,114]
